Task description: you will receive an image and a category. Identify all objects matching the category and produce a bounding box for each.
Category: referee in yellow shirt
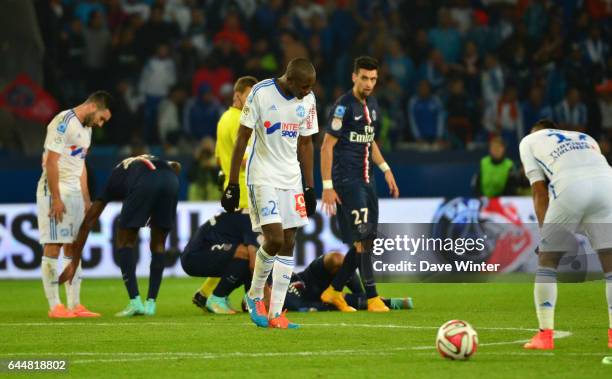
[192,76,258,312]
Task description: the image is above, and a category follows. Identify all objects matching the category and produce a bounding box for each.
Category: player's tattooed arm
[45,151,65,223]
[297,135,315,188]
[372,141,399,198]
[531,181,549,227]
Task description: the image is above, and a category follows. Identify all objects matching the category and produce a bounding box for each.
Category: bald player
[222,58,319,329]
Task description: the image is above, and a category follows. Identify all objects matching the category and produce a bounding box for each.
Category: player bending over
[37,91,111,318]
[520,119,612,350]
[284,252,413,312]
[181,211,260,314]
[222,58,318,328]
[60,155,180,317]
[320,56,399,312]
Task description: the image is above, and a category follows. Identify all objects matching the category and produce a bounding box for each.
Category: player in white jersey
[221,58,318,328]
[519,119,612,350]
[37,91,112,318]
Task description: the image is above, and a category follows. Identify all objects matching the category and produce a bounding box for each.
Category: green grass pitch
[0,278,611,378]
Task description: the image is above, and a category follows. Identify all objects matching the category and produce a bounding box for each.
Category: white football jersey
[240,78,318,189]
[37,109,92,196]
[519,128,612,195]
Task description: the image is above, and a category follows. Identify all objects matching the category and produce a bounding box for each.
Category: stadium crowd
[20,0,612,199]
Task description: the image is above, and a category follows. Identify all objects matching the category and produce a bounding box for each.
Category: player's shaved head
[283,58,316,99]
[286,58,316,81]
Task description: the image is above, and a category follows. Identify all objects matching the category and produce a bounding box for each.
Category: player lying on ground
[60,155,180,317]
[283,252,413,312]
[519,119,612,350]
[38,91,112,318]
[320,56,400,312]
[180,211,260,314]
[222,58,318,329]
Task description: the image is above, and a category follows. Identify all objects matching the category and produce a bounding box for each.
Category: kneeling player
[60,155,180,317]
[181,211,259,314]
[284,252,413,312]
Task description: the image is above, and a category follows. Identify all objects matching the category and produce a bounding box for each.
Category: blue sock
[359,250,378,298]
[118,247,139,299]
[147,252,165,300]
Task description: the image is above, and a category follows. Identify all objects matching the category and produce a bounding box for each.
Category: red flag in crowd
[0,73,59,124]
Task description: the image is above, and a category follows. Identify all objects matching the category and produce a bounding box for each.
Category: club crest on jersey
[242,104,250,117]
[264,120,299,138]
[57,122,68,134]
[296,104,305,118]
[331,117,342,131]
[334,105,346,118]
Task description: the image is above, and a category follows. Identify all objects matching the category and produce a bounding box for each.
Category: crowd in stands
[25,0,612,198]
[34,0,612,151]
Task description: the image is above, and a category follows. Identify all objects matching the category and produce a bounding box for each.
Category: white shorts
[540,176,612,252]
[247,185,308,232]
[36,193,84,244]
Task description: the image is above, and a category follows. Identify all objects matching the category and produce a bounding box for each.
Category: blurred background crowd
[0,0,611,201]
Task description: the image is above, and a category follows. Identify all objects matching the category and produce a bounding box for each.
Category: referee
[191,76,258,309]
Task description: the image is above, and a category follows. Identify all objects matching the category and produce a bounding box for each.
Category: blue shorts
[335,180,379,244]
[180,241,238,278]
[119,169,179,230]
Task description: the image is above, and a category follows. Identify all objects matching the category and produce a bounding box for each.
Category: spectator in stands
[83,11,111,92]
[139,43,177,143]
[428,8,462,63]
[554,88,588,132]
[213,11,251,56]
[408,80,446,146]
[385,37,415,91]
[491,86,523,151]
[481,53,505,128]
[74,0,105,26]
[158,85,187,153]
[185,8,211,60]
[184,83,222,141]
[134,5,179,60]
[521,86,553,131]
[446,78,476,147]
[416,49,448,95]
[472,136,517,198]
[596,80,612,138]
[109,24,140,83]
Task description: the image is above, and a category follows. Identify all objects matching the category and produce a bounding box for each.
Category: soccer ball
[436,320,478,360]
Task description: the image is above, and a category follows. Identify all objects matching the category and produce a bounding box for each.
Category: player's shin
[248,246,274,300]
[269,255,294,318]
[330,247,358,291]
[534,266,558,330]
[63,256,82,309]
[213,257,249,298]
[147,252,165,300]
[118,247,140,299]
[41,256,60,308]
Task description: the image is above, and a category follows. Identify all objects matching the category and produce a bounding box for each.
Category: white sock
[247,246,274,300]
[605,271,612,329]
[534,266,557,330]
[64,257,82,309]
[269,255,294,319]
[41,256,60,309]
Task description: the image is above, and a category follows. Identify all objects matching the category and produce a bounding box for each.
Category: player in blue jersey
[284,252,413,312]
[59,155,180,317]
[181,211,260,314]
[320,56,400,312]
